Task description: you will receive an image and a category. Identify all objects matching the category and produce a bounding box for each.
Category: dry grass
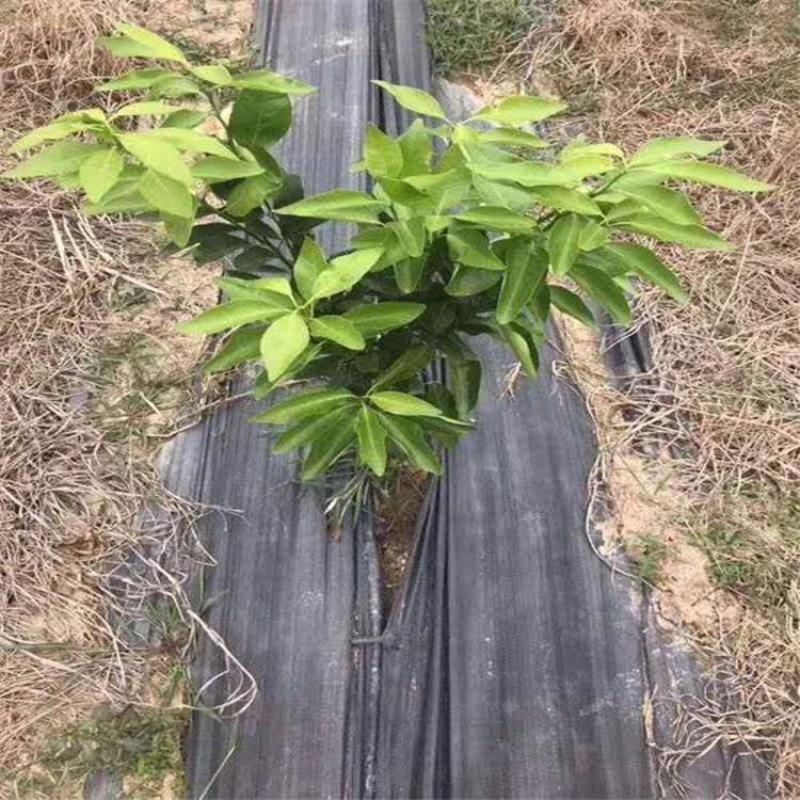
[519,0,800,793]
[0,0,253,794]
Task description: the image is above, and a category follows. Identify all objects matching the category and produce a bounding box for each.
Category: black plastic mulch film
[161,1,770,797]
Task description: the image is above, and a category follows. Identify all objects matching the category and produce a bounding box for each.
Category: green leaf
[445,264,502,297]
[3,142,104,179]
[355,407,388,476]
[140,128,236,159]
[162,212,193,247]
[499,324,539,378]
[250,388,355,424]
[630,137,726,167]
[309,315,365,350]
[116,133,191,186]
[603,243,688,303]
[215,277,295,307]
[472,95,566,126]
[260,313,310,381]
[447,228,506,271]
[191,64,233,85]
[301,421,356,480]
[191,156,265,182]
[547,214,582,276]
[10,121,94,154]
[225,172,283,217]
[398,119,434,175]
[453,206,537,235]
[549,286,597,328]
[278,189,386,224]
[233,69,315,96]
[294,238,328,301]
[370,391,443,418]
[311,248,384,299]
[230,90,292,149]
[343,302,426,336]
[180,301,284,334]
[274,406,354,454]
[113,24,187,62]
[450,358,481,418]
[372,80,447,120]
[617,185,701,226]
[138,169,194,218]
[616,214,735,250]
[389,218,426,257]
[110,101,186,118]
[393,256,426,294]
[561,141,625,161]
[571,262,632,326]
[148,75,201,99]
[477,128,549,149]
[204,327,264,373]
[364,125,403,178]
[530,186,603,216]
[578,219,609,251]
[96,68,177,92]
[642,160,773,192]
[378,414,441,475]
[79,148,124,202]
[471,161,578,188]
[371,345,433,391]
[497,240,547,324]
[162,109,208,129]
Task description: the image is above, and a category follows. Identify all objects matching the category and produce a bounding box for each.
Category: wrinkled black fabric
[168,1,771,797]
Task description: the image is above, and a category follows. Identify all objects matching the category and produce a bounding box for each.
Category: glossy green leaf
[364,124,403,178]
[117,133,191,186]
[301,421,356,480]
[378,414,441,475]
[499,324,539,378]
[180,301,284,334]
[571,262,632,327]
[260,313,310,381]
[234,69,315,96]
[140,128,235,159]
[97,68,177,92]
[113,24,187,62]
[617,185,701,226]
[309,315,365,350]
[355,407,388,476]
[191,64,233,85]
[447,228,506,271]
[138,169,194,218]
[343,302,426,336]
[293,238,328,301]
[372,80,447,120]
[191,157,265,182]
[225,172,283,217]
[370,391,443,418]
[250,388,355,424]
[278,189,386,224]
[3,141,104,179]
[616,214,734,250]
[215,277,295,307]
[472,96,566,126]
[603,243,688,303]
[630,137,726,167]
[393,256,426,294]
[230,90,292,149]
[454,206,538,235]
[10,121,94,154]
[111,101,185,118]
[274,406,354,454]
[311,248,384,299]
[497,240,547,324]
[204,327,264,373]
[547,214,582,276]
[530,186,603,216]
[549,286,597,328]
[445,264,502,297]
[79,148,124,202]
[642,160,773,192]
[477,128,549,149]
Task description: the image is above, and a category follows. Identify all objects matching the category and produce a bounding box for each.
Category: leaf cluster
[3,25,774,481]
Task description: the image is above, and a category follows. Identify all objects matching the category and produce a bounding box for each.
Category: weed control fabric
[169,0,771,796]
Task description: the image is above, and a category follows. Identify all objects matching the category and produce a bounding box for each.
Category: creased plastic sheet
[169,0,771,797]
